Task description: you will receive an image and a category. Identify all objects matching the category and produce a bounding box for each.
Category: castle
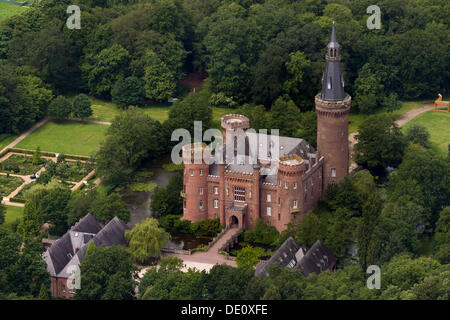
[181,24,350,232]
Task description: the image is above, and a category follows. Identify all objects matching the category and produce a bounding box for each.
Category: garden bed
[0,154,47,175]
[0,175,23,197]
[40,160,95,182]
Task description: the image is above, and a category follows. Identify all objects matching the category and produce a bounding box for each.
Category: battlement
[221,114,250,131]
[182,142,210,164]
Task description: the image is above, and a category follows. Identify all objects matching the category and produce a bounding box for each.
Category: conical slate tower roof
[320,23,347,101]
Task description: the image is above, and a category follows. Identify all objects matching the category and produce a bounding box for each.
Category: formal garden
[0,175,23,197]
[0,154,47,175]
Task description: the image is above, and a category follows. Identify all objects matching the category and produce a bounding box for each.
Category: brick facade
[181,24,350,232]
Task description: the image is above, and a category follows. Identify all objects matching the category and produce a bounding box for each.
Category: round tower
[220,114,250,146]
[316,23,351,188]
[182,142,210,222]
[276,155,306,229]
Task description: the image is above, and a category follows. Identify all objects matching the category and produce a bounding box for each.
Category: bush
[243,219,279,247]
[159,215,191,234]
[190,218,222,237]
[72,94,93,119]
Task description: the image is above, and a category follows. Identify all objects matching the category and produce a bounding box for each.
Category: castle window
[285,182,288,189]
[267,206,272,216]
[213,199,219,208]
[331,168,336,177]
[183,200,186,209]
[190,169,194,176]
[267,194,271,202]
[293,182,297,189]
[199,200,203,210]
[200,169,203,176]
[293,200,298,209]
[234,186,245,202]
[214,186,219,195]
[199,187,203,195]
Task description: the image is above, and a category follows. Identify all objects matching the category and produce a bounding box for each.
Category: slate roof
[255,237,305,277]
[320,23,347,102]
[293,240,336,276]
[42,214,130,278]
[211,131,314,179]
[255,238,336,277]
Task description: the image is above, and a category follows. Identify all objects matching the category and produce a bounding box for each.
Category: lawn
[0,134,18,151]
[0,3,27,22]
[16,120,109,156]
[348,100,432,133]
[402,110,450,158]
[3,205,23,226]
[84,96,236,125]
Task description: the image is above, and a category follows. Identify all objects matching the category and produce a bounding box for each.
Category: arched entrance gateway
[229,215,239,228]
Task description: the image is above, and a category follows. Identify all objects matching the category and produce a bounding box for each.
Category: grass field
[16,120,109,156]
[3,205,23,226]
[348,100,432,133]
[0,3,27,22]
[85,96,235,125]
[402,110,450,158]
[0,134,18,150]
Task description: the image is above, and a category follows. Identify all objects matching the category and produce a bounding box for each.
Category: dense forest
[0,0,449,135]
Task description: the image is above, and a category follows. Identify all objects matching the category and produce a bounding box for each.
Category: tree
[354,114,406,169]
[48,95,72,121]
[270,95,301,137]
[96,107,165,185]
[89,192,130,224]
[76,245,137,300]
[125,218,171,264]
[236,246,265,269]
[357,192,383,270]
[243,218,279,247]
[32,147,42,165]
[111,76,144,108]
[72,94,92,119]
[37,186,71,236]
[38,284,49,300]
[434,207,450,248]
[405,124,431,149]
[0,204,5,225]
[370,198,425,264]
[142,50,175,101]
[17,201,41,241]
[283,51,311,99]
[353,63,385,114]
[387,144,449,226]
[83,44,130,98]
[383,93,402,113]
[286,211,327,248]
[150,172,183,218]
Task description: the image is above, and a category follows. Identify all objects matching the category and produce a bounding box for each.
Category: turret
[181,143,210,222]
[316,22,351,187]
[276,155,305,230]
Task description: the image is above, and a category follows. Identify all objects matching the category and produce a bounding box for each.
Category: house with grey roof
[255,237,336,278]
[42,214,130,298]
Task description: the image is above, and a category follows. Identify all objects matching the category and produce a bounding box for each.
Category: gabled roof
[255,238,336,278]
[92,216,130,248]
[255,237,305,277]
[43,215,130,278]
[294,240,336,276]
[71,213,102,234]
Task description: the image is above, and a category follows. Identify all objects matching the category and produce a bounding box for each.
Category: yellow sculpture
[434,93,450,112]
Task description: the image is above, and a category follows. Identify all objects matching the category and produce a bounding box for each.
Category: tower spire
[320,23,346,101]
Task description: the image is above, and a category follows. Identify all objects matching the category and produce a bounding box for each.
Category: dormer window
[327,78,332,89]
